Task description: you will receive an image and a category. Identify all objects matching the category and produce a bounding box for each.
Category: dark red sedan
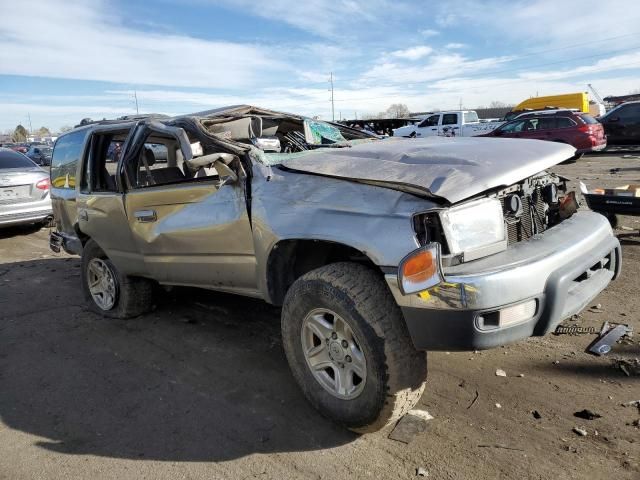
[482,110,606,159]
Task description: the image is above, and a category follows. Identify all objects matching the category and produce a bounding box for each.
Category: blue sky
[1,0,640,131]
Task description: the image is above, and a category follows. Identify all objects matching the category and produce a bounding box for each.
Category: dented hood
[280,136,575,204]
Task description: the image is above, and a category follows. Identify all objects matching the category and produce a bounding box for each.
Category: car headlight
[439,197,506,261]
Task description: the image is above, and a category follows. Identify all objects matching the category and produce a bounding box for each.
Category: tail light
[36,178,50,190]
[577,124,590,133]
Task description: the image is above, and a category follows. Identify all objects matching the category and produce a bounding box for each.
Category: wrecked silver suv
[49,106,621,432]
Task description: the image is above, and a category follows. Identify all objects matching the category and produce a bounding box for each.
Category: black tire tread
[282,262,427,433]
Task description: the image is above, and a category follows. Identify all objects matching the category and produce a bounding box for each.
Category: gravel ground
[0,152,638,480]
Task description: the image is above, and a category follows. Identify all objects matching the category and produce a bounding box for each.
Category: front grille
[500,187,547,245]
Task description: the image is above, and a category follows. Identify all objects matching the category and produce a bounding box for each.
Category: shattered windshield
[304,120,347,145]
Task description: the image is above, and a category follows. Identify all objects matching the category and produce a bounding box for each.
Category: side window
[555,117,575,129]
[418,115,440,128]
[51,129,88,189]
[126,132,220,189]
[500,120,527,133]
[441,113,458,125]
[82,130,130,193]
[616,105,640,120]
[537,118,557,130]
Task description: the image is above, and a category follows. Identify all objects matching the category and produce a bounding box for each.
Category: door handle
[134,210,157,222]
[431,128,437,131]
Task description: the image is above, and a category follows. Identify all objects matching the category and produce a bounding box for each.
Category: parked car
[26,144,53,166]
[10,144,29,154]
[505,92,593,121]
[481,110,606,159]
[393,110,502,137]
[49,105,620,433]
[599,100,640,145]
[0,148,53,227]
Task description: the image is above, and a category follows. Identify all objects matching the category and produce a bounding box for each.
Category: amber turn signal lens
[402,250,436,283]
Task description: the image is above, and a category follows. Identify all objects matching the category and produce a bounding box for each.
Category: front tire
[281,262,427,433]
[81,239,154,318]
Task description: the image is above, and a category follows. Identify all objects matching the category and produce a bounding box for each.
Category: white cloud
[445,43,466,49]
[420,29,439,37]
[217,0,393,37]
[434,1,640,49]
[0,0,287,89]
[391,46,433,61]
[359,53,516,85]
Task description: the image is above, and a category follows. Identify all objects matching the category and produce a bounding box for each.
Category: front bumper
[386,211,621,350]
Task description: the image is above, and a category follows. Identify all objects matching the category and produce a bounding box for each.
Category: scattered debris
[553,360,560,365]
[532,410,542,419]
[517,373,525,377]
[408,409,434,421]
[388,409,434,444]
[495,369,507,377]
[495,403,502,409]
[620,225,635,231]
[467,390,480,410]
[613,358,640,376]
[621,400,640,409]
[573,427,588,437]
[574,409,602,420]
[416,467,428,477]
[586,322,633,356]
[478,444,525,452]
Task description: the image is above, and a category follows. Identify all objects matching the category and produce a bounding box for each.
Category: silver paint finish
[385,211,618,310]
[0,166,52,226]
[279,136,576,204]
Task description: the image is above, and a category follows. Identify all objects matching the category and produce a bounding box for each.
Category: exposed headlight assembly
[439,197,507,262]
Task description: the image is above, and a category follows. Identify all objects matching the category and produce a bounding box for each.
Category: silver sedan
[0,148,53,227]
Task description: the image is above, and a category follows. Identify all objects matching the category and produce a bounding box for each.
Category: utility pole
[329,72,335,122]
[134,90,140,115]
[27,113,33,135]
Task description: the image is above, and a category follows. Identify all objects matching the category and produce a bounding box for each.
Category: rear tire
[81,239,154,318]
[281,262,427,433]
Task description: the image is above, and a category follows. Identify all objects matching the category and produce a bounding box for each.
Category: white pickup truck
[393,110,502,138]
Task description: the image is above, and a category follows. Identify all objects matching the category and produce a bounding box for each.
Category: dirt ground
[0,152,639,480]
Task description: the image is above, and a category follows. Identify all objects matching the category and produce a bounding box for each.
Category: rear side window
[580,114,598,124]
[463,111,479,123]
[442,113,458,125]
[51,129,88,189]
[555,117,577,129]
[537,117,556,130]
[0,150,36,169]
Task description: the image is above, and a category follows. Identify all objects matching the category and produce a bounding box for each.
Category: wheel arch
[265,238,380,306]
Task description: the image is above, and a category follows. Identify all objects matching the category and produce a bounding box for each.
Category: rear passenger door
[121,123,258,295]
[76,124,143,274]
[438,113,459,136]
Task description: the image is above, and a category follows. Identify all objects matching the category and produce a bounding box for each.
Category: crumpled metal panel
[279,136,575,204]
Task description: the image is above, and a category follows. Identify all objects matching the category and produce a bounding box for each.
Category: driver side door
[416,115,441,137]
